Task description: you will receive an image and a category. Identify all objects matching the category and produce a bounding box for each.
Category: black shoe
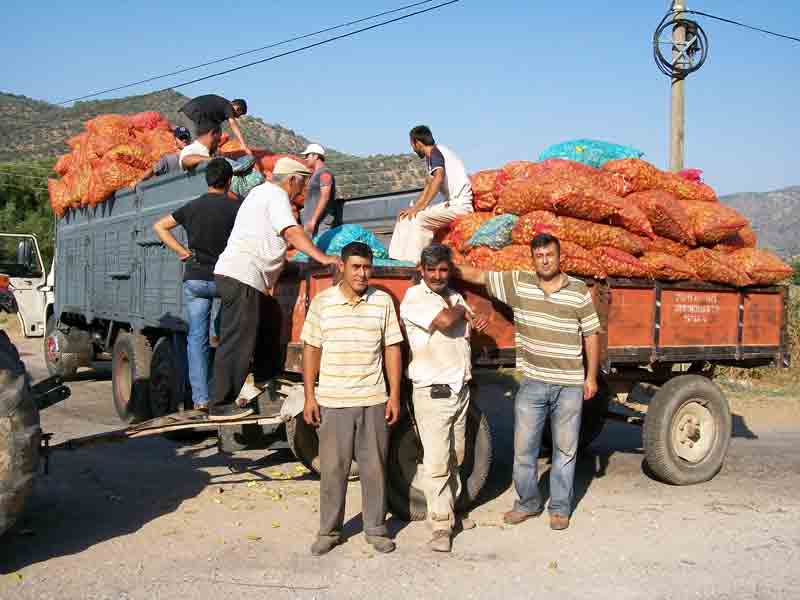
[208,404,255,421]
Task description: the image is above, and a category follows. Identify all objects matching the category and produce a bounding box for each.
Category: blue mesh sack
[294,224,390,261]
[539,139,644,168]
[466,214,518,249]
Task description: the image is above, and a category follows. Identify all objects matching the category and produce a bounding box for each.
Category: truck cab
[0,233,52,338]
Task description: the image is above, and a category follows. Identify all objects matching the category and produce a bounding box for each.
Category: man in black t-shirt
[178,95,252,156]
[153,158,242,410]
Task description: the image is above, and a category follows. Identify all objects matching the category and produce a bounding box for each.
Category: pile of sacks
[48,112,305,217]
[443,157,792,287]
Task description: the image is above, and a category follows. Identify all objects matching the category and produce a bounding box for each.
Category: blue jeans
[513,379,583,517]
[183,279,218,408]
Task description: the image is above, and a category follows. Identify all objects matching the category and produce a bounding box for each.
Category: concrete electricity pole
[670,0,686,172]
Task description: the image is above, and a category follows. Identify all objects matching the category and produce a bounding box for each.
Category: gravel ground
[1,326,799,600]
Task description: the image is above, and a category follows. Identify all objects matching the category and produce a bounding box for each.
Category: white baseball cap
[301,143,326,157]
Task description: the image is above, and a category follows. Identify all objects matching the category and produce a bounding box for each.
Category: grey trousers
[318,404,389,538]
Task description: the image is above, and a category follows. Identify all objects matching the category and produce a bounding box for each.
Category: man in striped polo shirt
[458,233,600,530]
[301,242,404,556]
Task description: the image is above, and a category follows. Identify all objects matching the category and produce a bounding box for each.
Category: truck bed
[273,263,790,372]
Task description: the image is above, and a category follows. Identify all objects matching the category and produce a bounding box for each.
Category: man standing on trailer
[178,94,252,155]
[301,242,404,556]
[456,233,600,530]
[209,158,338,421]
[388,125,473,263]
[301,143,341,237]
[400,243,487,552]
[152,158,240,411]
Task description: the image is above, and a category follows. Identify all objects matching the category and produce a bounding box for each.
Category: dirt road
[2,327,800,599]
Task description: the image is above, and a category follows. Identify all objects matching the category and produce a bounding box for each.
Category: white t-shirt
[179,141,210,171]
[214,182,298,293]
[427,144,473,209]
[400,281,472,392]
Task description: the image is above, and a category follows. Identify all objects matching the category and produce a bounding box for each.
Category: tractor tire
[386,401,493,522]
[111,332,153,424]
[1,333,41,537]
[44,315,90,380]
[643,374,732,485]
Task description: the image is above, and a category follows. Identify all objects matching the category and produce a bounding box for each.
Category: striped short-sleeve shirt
[486,271,600,387]
[300,284,404,408]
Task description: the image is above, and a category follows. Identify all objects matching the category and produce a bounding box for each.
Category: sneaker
[428,530,452,553]
[365,535,396,554]
[549,514,570,531]
[503,509,542,526]
[311,536,341,556]
[208,404,255,421]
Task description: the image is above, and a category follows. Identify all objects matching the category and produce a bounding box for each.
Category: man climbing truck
[42,162,790,521]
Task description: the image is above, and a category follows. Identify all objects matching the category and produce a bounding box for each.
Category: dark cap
[173,126,191,142]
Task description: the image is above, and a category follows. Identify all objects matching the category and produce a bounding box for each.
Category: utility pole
[670,0,686,171]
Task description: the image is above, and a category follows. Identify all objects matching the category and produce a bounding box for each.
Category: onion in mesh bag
[712,226,757,253]
[627,190,696,245]
[679,200,748,245]
[591,246,650,279]
[684,248,752,287]
[646,235,691,258]
[559,241,607,280]
[511,211,561,245]
[730,248,793,285]
[639,252,697,281]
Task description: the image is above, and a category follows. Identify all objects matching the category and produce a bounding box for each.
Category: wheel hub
[672,401,715,463]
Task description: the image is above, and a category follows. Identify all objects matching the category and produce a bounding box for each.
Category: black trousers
[210,275,282,410]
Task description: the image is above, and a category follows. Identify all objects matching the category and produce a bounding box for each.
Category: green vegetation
[0,159,56,267]
[792,259,800,285]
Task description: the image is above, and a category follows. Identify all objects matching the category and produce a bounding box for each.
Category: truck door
[0,233,47,337]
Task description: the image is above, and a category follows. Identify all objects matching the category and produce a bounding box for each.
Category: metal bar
[736,290,745,360]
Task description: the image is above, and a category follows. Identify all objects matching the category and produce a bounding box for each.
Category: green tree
[792,258,800,286]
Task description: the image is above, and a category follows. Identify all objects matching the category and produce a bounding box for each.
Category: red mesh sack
[730,248,793,285]
[606,197,655,238]
[474,192,497,211]
[679,200,748,245]
[654,170,717,203]
[86,114,134,156]
[502,160,538,180]
[601,158,661,193]
[138,129,179,162]
[220,138,246,155]
[488,245,535,271]
[678,168,703,182]
[627,190,696,245]
[560,241,607,280]
[87,158,145,205]
[129,111,168,130]
[646,235,690,257]
[639,252,696,281]
[467,246,496,270]
[63,162,92,208]
[532,158,633,196]
[496,179,555,214]
[511,211,561,245]
[712,226,757,253]
[591,246,650,279]
[66,132,87,150]
[684,248,752,287]
[48,178,67,217]
[552,185,621,222]
[470,169,501,196]
[557,216,648,256]
[53,154,73,176]
[105,142,151,170]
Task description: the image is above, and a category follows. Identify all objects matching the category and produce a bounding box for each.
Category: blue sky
[1,1,798,195]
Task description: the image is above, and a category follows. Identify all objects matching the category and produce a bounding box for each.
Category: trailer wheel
[285,416,359,479]
[643,374,732,485]
[111,332,152,424]
[386,402,493,522]
[1,335,41,537]
[44,315,87,379]
[149,336,190,418]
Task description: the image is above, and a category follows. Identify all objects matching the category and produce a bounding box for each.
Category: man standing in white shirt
[179,125,222,172]
[388,126,474,263]
[399,243,487,552]
[209,157,338,421]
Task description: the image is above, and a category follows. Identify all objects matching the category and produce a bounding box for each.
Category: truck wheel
[111,332,152,424]
[149,336,190,418]
[285,416,359,479]
[386,402,493,522]
[1,350,41,537]
[44,315,82,379]
[643,374,732,485]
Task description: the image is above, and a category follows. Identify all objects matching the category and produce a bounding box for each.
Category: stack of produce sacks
[48,112,305,217]
[447,157,792,287]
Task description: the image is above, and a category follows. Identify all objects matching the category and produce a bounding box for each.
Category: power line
[156,0,459,92]
[56,0,443,105]
[685,9,800,44]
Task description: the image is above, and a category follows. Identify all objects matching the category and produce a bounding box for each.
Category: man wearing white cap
[210,157,339,421]
[301,143,341,237]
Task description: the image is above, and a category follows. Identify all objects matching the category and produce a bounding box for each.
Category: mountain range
[0,89,427,199]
